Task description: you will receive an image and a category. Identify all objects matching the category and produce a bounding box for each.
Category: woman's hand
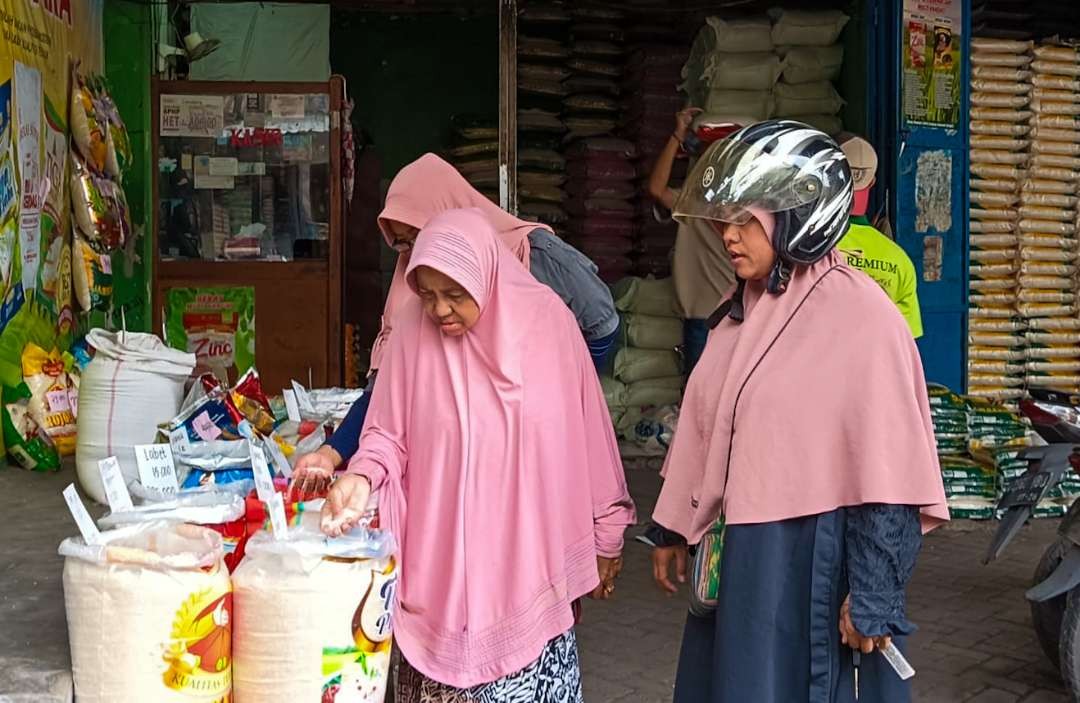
[839,596,892,654]
[320,474,371,537]
[590,555,624,600]
[674,107,704,142]
[288,445,341,502]
[652,544,689,595]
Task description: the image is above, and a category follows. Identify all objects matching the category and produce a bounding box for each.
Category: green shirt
[837,217,923,339]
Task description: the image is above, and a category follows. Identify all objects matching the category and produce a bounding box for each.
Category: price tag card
[249,441,275,503]
[134,444,179,497]
[264,435,292,479]
[192,411,222,441]
[63,484,102,545]
[98,457,133,512]
[168,427,191,455]
[267,492,288,540]
[46,388,71,412]
[283,389,301,423]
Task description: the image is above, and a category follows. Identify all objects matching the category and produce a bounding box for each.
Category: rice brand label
[163,587,233,700]
[165,287,255,382]
[321,560,397,702]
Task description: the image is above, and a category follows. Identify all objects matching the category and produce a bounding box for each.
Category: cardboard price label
[98,456,133,512]
[134,444,179,497]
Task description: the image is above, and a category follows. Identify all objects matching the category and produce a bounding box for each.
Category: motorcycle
[986,389,1080,692]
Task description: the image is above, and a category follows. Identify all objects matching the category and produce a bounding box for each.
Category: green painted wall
[103,0,153,333]
[330,11,499,179]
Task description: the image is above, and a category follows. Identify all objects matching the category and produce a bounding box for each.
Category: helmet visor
[673,133,845,224]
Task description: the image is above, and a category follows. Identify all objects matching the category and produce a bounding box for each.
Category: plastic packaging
[3,382,59,471]
[22,344,77,456]
[61,522,232,703]
[232,527,396,702]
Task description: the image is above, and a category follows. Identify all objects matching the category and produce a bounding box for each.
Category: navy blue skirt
[673,510,911,703]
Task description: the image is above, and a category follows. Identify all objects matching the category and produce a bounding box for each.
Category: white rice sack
[623,313,684,350]
[1028,345,1080,359]
[706,16,774,54]
[1019,303,1078,318]
[1021,248,1078,263]
[971,191,1019,208]
[969,222,1016,235]
[969,346,1027,361]
[614,348,683,384]
[1032,60,1080,76]
[970,333,1025,347]
[1019,220,1077,235]
[972,66,1032,81]
[1032,152,1080,169]
[967,232,1015,246]
[970,150,1028,165]
[967,387,1026,400]
[971,263,1018,277]
[972,163,1024,180]
[970,304,1019,318]
[1028,331,1080,344]
[1028,360,1080,373]
[1034,74,1080,90]
[1033,114,1080,129]
[1020,192,1076,208]
[968,374,1025,388]
[612,277,680,316]
[601,376,627,408]
[1021,261,1077,276]
[232,528,396,703]
[1032,140,1080,156]
[1028,165,1080,181]
[970,293,1019,306]
[969,319,1027,332]
[774,81,844,117]
[970,360,1024,375]
[971,178,1020,193]
[971,121,1030,137]
[971,92,1031,108]
[62,523,232,703]
[787,113,844,135]
[1018,205,1076,221]
[970,136,1030,151]
[970,79,1032,95]
[973,38,1034,53]
[1031,127,1080,143]
[1034,45,1080,61]
[1019,275,1077,290]
[1033,88,1080,103]
[1023,178,1075,194]
[971,207,1019,221]
[769,9,849,46]
[969,275,1017,289]
[1027,375,1080,388]
[707,52,782,90]
[972,53,1032,68]
[1033,101,1080,116]
[703,89,774,120]
[1020,289,1076,303]
[971,107,1033,122]
[781,45,843,83]
[969,249,1018,263]
[1029,316,1080,329]
[624,377,684,408]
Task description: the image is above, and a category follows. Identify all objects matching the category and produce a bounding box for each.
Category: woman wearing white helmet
[647,120,948,702]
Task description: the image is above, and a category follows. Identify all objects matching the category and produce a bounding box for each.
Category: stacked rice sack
[564,138,638,283]
[447,117,500,204]
[681,16,777,123]
[1022,42,1080,395]
[563,8,633,282]
[929,384,970,457]
[517,4,573,227]
[608,277,684,445]
[769,9,848,135]
[967,37,1034,406]
[929,385,996,519]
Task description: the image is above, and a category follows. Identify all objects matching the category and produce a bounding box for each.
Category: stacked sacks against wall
[769,9,848,136]
[446,117,500,205]
[517,3,573,227]
[681,15,776,122]
[967,38,1034,407]
[1022,42,1080,395]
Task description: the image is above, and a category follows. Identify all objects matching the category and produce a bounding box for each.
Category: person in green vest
[836,134,924,339]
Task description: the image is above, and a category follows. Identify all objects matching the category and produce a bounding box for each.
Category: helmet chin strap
[766,259,791,295]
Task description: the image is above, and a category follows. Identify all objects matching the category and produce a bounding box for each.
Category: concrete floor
[0,464,1073,702]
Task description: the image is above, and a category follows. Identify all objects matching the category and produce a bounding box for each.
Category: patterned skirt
[396,630,584,703]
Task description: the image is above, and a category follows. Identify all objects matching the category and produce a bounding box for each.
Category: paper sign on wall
[134,444,179,497]
[19,177,46,294]
[160,94,225,138]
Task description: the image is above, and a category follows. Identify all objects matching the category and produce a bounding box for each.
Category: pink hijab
[654,224,948,545]
[348,208,634,687]
[370,153,554,371]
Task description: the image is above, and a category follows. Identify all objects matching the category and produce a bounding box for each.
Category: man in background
[836,133,924,339]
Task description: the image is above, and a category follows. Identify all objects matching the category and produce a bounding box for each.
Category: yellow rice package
[22,343,77,456]
[70,71,108,172]
[73,232,112,311]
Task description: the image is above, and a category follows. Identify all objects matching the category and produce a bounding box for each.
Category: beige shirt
[671,203,736,319]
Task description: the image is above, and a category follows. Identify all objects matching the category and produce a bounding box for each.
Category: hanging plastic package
[232,526,397,702]
[69,71,108,172]
[72,232,112,311]
[22,343,77,456]
[76,329,196,504]
[61,522,233,703]
[98,90,133,179]
[71,155,130,250]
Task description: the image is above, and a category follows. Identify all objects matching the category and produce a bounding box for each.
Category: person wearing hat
[835,134,923,338]
[647,108,738,373]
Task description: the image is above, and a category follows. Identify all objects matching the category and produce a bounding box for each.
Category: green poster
[902,0,963,128]
[165,286,255,381]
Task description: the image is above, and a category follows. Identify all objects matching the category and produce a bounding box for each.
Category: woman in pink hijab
[321,208,635,700]
[291,153,617,499]
[647,122,948,703]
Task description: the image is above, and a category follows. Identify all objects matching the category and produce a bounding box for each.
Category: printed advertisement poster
[160,94,225,138]
[165,286,255,382]
[902,0,962,128]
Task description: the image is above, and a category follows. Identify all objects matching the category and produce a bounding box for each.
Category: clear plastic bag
[969,305,1018,318]
[1028,331,1080,344]
[969,319,1028,332]
[1032,114,1080,130]
[1021,262,1077,276]
[1028,345,1080,359]
[971,263,1018,277]
[1028,165,1080,181]
[968,346,1027,361]
[1027,361,1080,373]
[1019,303,1078,318]
[970,333,1025,347]
[970,292,1019,306]
[969,275,1018,288]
